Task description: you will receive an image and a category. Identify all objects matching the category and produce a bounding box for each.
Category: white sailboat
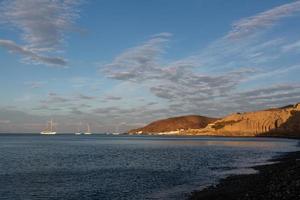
[75,122,82,135]
[40,120,56,135]
[84,123,92,135]
[112,124,120,135]
[75,127,82,135]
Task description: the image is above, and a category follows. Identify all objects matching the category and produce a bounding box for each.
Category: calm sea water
[0,134,298,200]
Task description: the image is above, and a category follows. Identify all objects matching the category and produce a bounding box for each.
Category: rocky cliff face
[190,103,300,137]
[129,103,300,137]
[128,115,217,134]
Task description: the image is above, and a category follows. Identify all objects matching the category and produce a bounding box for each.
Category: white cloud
[227,1,300,39]
[247,64,300,81]
[103,33,171,81]
[0,39,67,66]
[282,40,300,52]
[77,94,96,100]
[230,84,300,110]
[151,32,173,38]
[0,0,82,66]
[99,0,300,120]
[40,92,71,104]
[103,28,300,118]
[104,33,263,116]
[105,95,122,101]
[24,81,46,89]
[2,1,300,132]
[0,0,81,51]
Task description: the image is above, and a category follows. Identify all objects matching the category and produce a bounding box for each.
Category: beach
[189,144,300,200]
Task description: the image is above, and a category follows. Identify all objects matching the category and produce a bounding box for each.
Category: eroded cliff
[189,103,300,137]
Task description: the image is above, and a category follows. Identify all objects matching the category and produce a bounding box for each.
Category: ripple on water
[0,135,298,200]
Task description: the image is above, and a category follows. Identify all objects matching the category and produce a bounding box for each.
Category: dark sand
[188,149,300,200]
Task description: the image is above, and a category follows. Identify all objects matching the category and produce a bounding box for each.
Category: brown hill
[128,115,218,134]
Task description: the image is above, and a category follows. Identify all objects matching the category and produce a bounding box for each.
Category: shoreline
[188,146,300,200]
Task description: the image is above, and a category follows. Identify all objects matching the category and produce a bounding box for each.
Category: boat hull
[40,131,57,135]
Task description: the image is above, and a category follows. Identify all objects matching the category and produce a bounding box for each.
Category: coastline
[188,142,300,200]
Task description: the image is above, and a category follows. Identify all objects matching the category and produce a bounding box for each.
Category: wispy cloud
[227,1,300,39]
[104,26,300,117]
[175,1,300,78]
[104,33,262,116]
[24,81,46,89]
[39,92,97,105]
[2,1,300,133]
[230,84,300,110]
[105,95,122,101]
[40,92,71,104]
[104,33,171,81]
[282,40,300,52]
[0,0,81,50]
[0,39,67,66]
[77,94,96,100]
[0,0,82,66]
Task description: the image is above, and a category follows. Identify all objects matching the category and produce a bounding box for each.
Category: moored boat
[84,123,92,135]
[40,120,56,135]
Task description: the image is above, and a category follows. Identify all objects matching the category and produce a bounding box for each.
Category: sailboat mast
[40,119,56,135]
[50,119,53,132]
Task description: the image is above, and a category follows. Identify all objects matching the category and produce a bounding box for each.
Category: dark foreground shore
[188,150,300,200]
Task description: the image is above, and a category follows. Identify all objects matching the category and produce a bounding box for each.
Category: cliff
[129,103,300,137]
[197,103,300,137]
[128,115,218,134]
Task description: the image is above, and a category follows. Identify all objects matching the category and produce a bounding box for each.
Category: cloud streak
[105,95,122,101]
[282,40,300,52]
[227,1,300,39]
[104,33,170,81]
[0,39,67,66]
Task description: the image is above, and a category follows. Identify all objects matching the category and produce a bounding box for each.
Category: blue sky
[0,0,300,133]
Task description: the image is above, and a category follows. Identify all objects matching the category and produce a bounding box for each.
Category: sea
[0,134,298,200]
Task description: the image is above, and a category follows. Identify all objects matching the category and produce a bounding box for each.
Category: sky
[0,0,300,133]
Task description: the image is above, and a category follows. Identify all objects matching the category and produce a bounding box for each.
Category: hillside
[128,103,300,137]
[128,115,218,134]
